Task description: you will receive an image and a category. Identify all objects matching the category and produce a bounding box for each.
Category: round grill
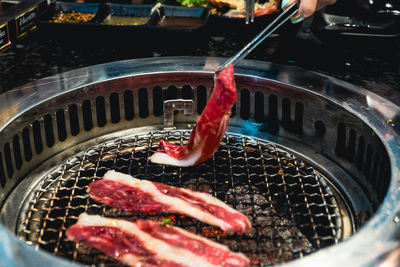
[19,130,347,266]
[0,58,398,267]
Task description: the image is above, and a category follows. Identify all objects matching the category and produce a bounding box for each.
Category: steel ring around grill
[0,57,399,267]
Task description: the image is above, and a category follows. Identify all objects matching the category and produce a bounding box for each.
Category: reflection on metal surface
[0,57,398,267]
[378,248,400,267]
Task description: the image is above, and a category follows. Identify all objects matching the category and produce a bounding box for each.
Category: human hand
[281,0,337,23]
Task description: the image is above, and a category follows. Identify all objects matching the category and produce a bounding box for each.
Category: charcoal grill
[0,57,399,267]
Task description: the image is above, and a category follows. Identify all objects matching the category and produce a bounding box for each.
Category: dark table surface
[0,1,399,104]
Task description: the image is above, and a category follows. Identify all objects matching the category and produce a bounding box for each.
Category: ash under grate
[19,131,346,266]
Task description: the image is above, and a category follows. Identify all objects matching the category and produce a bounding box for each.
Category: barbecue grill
[0,57,399,266]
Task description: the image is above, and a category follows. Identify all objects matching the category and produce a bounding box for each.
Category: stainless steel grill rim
[0,57,398,267]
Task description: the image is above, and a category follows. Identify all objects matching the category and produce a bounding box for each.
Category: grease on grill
[50,11,95,23]
[19,131,343,266]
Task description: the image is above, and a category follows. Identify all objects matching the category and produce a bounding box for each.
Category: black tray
[312,11,400,40]
[310,0,400,41]
[37,1,210,43]
[39,1,101,25]
[37,1,104,41]
[152,0,281,35]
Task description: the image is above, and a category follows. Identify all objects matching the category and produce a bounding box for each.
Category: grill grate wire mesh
[19,131,343,266]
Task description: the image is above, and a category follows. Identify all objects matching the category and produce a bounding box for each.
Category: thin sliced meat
[88,170,251,234]
[149,64,237,167]
[66,213,250,267]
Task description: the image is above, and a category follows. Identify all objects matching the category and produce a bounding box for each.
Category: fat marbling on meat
[66,213,250,267]
[149,64,237,167]
[88,170,251,234]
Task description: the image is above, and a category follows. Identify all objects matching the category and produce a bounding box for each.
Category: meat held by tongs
[149,3,298,167]
[149,64,237,167]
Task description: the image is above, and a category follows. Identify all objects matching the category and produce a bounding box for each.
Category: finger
[296,0,318,18]
[280,0,302,23]
[280,0,296,9]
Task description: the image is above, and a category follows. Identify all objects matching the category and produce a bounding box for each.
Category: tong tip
[214,66,223,74]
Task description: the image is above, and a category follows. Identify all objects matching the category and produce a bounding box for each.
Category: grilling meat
[149,64,237,167]
[88,170,251,234]
[66,213,250,267]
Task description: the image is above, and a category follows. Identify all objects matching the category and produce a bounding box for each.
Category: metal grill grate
[19,131,345,266]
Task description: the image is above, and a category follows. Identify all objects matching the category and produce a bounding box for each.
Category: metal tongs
[216,2,298,73]
[245,0,256,24]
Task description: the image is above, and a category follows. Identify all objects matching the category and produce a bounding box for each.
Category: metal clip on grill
[163,99,194,129]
